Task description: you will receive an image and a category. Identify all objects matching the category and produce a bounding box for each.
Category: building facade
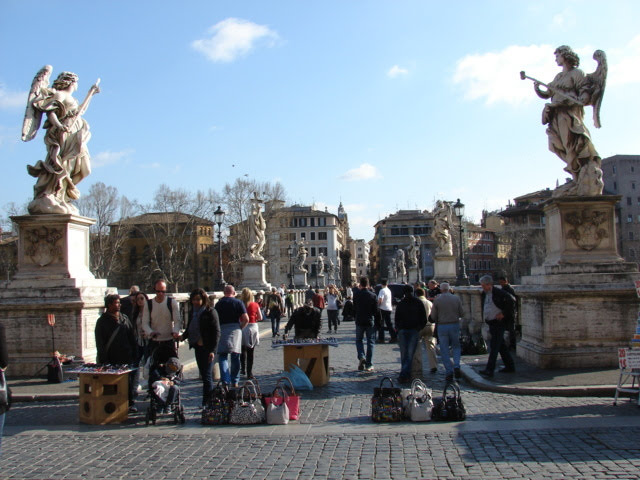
[601,154,640,266]
[351,239,370,280]
[465,224,497,284]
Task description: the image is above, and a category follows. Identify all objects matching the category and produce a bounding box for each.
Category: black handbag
[201,382,232,425]
[432,381,466,421]
[0,370,12,414]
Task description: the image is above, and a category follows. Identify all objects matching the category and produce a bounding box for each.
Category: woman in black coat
[181,288,221,406]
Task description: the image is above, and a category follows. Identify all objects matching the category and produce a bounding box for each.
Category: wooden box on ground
[283,344,329,387]
[79,373,129,424]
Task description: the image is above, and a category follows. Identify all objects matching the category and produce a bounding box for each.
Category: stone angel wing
[21,65,53,142]
[585,50,607,129]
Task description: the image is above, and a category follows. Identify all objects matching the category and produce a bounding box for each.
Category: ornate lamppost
[214,205,226,291]
[288,244,295,289]
[453,198,470,286]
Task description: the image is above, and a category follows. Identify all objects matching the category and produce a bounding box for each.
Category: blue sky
[1,1,640,241]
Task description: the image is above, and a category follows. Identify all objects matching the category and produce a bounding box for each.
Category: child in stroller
[145,344,185,425]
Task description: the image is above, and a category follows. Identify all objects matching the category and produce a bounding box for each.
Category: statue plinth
[0,214,112,376]
[518,195,640,368]
[240,259,271,292]
[433,255,457,283]
[294,271,308,288]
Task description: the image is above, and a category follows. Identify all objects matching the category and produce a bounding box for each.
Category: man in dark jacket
[479,275,516,378]
[498,274,518,351]
[353,277,378,372]
[284,300,321,338]
[394,285,428,383]
[95,294,138,411]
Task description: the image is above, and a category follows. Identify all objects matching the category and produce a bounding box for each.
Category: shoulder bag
[230,386,264,425]
[371,376,403,422]
[264,376,300,420]
[432,381,466,421]
[405,379,433,422]
[201,381,232,425]
[266,385,289,425]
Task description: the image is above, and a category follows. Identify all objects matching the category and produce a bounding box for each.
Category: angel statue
[294,239,308,272]
[316,253,325,276]
[387,257,396,282]
[432,200,453,256]
[407,235,421,267]
[22,65,101,215]
[246,192,266,260]
[395,248,406,283]
[521,46,607,197]
[327,258,335,282]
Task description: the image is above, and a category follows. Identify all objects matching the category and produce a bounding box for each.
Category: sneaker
[358,358,366,371]
[454,368,461,379]
[364,366,375,372]
[128,405,138,414]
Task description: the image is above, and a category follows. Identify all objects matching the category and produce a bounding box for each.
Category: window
[289,233,296,241]
[310,247,316,256]
[390,226,409,236]
[300,232,306,239]
[300,218,307,227]
[310,232,315,240]
[414,226,429,235]
[318,247,328,256]
[614,181,617,190]
[633,182,636,190]
[630,231,634,241]
[633,166,636,173]
[637,215,640,223]
[627,215,633,223]
[318,232,327,240]
[318,217,326,226]
[310,218,315,227]
[627,197,632,206]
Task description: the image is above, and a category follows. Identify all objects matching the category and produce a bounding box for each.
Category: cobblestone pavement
[2,320,640,479]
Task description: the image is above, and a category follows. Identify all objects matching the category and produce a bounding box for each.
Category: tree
[76,182,135,279]
[135,185,221,292]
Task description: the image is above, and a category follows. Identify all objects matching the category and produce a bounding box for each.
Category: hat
[165,357,181,373]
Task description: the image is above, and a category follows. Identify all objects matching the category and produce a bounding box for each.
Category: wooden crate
[283,344,329,386]
[78,373,129,424]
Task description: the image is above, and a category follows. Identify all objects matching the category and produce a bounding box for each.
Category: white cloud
[92,149,134,168]
[192,18,278,63]
[453,38,640,106]
[387,65,409,78]
[0,86,26,110]
[339,163,382,181]
[551,8,576,29]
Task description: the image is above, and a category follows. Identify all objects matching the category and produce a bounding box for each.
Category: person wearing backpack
[142,279,181,356]
[266,287,284,337]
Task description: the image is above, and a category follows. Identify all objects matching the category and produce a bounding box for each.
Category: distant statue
[246,192,266,260]
[22,65,101,215]
[294,239,308,272]
[316,253,325,276]
[407,235,421,267]
[432,200,453,256]
[395,248,406,282]
[327,258,335,282]
[522,46,607,196]
[387,257,396,282]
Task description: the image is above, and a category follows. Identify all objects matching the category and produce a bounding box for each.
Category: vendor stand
[272,338,338,387]
[68,364,136,424]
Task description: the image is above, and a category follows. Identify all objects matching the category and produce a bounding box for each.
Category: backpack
[268,297,279,310]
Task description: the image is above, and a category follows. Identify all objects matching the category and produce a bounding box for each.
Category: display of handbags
[266,385,290,425]
[432,381,466,421]
[371,376,403,422]
[201,381,232,425]
[264,376,300,420]
[230,386,265,425]
[405,379,433,422]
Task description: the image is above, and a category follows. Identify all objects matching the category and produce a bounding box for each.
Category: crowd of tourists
[94,274,517,412]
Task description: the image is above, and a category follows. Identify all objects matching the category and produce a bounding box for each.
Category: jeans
[194,345,214,404]
[218,352,240,385]
[270,312,281,336]
[486,321,515,372]
[397,329,420,379]
[377,310,395,340]
[355,324,376,368]
[437,323,461,376]
[0,412,4,455]
[327,310,339,331]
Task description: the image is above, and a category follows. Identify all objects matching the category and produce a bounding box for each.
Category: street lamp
[453,198,469,286]
[214,205,226,291]
[287,244,295,289]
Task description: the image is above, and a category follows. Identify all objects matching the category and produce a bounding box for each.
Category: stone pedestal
[293,271,308,289]
[407,266,419,284]
[240,259,271,291]
[433,255,456,283]
[518,196,640,368]
[0,215,111,376]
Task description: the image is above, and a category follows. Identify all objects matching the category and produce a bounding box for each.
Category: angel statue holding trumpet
[521,46,607,197]
[21,65,101,215]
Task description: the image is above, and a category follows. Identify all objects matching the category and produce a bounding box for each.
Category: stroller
[144,343,185,425]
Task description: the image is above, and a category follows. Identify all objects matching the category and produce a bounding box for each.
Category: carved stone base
[543,195,623,266]
[0,214,112,376]
[241,259,271,292]
[293,271,308,288]
[433,255,456,282]
[518,196,639,368]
